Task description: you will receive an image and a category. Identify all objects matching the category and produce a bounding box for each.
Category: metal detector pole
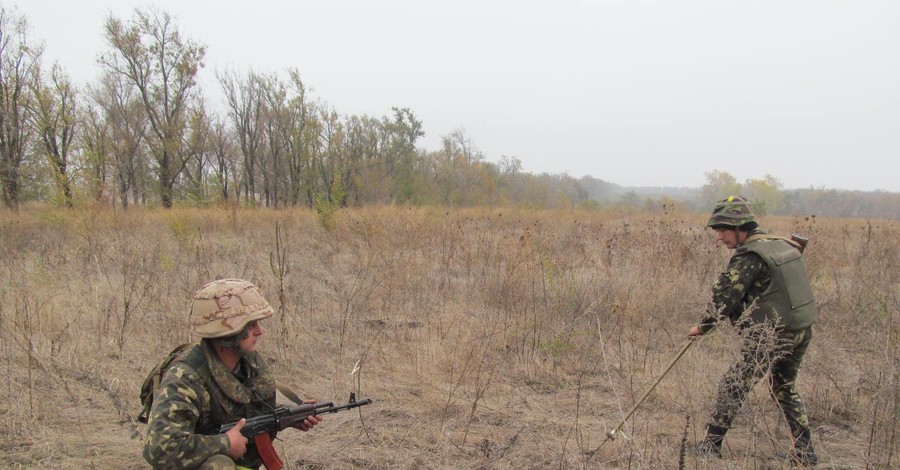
[590,337,696,456]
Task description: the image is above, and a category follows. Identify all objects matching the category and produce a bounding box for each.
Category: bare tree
[29,63,77,208]
[80,103,111,202]
[208,115,238,202]
[316,106,345,206]
[218,68,264,205]
[385,107,424,202]
[282,70,312,206]
[0,7,41,210]
[258,69,314,207]
[344,114,385,205]
[258,73,283,207]
[91,72,148,209]
[443,128,483,165]
[100,8,205,208]
[260,72,312,208]
[180,100,213,201]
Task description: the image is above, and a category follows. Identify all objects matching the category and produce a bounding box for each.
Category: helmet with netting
[190,279,273,339]
[707,195,756,228]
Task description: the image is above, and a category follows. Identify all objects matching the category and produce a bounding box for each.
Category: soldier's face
[714,227,743,249]
[239,320,264,352]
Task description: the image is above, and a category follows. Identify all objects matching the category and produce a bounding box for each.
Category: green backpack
[137,342,197,423]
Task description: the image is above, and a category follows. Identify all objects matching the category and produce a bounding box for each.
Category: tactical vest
[735,237,817,331]
[178,341,277,468]
[176,343,275,434]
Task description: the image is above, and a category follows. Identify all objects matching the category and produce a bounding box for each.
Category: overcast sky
[11,0,900,192]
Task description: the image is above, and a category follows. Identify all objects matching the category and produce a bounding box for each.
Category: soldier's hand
[293,399,323,431]
[226,418,248,460]
[294,414,322,431]
[688,326,703,337]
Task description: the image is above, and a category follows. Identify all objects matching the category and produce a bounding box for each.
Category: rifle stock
[254,432,285,470]
[790,233,809,253]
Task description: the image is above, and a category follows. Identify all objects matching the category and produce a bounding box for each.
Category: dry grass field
[0,205,897,469]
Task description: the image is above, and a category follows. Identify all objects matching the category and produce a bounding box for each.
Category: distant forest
[1,6,896,219]
[579,174,900,220]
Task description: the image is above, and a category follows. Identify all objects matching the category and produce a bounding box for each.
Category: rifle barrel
[316,398,373,414]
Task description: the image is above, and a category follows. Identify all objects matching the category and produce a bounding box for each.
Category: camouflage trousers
[709,326,813,436]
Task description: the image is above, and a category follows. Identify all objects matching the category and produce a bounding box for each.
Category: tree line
[1,6,896,219]
[587,170,900,220]
[0,6,588,212]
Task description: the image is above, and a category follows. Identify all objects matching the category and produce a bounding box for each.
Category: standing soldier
[142,279,321,469]
[688,196,818,466]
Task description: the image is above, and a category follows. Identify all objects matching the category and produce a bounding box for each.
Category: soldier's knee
[197,454,236,470]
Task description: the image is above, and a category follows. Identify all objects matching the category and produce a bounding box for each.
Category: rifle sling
[275,382,305,405]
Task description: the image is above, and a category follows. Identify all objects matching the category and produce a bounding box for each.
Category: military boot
[692,424,726,458]
[791,428,817,467]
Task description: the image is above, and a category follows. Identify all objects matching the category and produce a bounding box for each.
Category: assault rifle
[219,392,373,470]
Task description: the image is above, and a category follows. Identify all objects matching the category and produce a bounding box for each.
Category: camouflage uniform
[142,340,276,469]
[143,279,278,470]
[695,197,817,464]
[698,239,814,437]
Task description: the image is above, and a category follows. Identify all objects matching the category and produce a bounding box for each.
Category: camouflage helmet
[707,195,756,228]
[190,279,273,338]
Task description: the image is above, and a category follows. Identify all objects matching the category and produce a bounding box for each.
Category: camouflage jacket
[697,246,771,334]
[142,340,276,469]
